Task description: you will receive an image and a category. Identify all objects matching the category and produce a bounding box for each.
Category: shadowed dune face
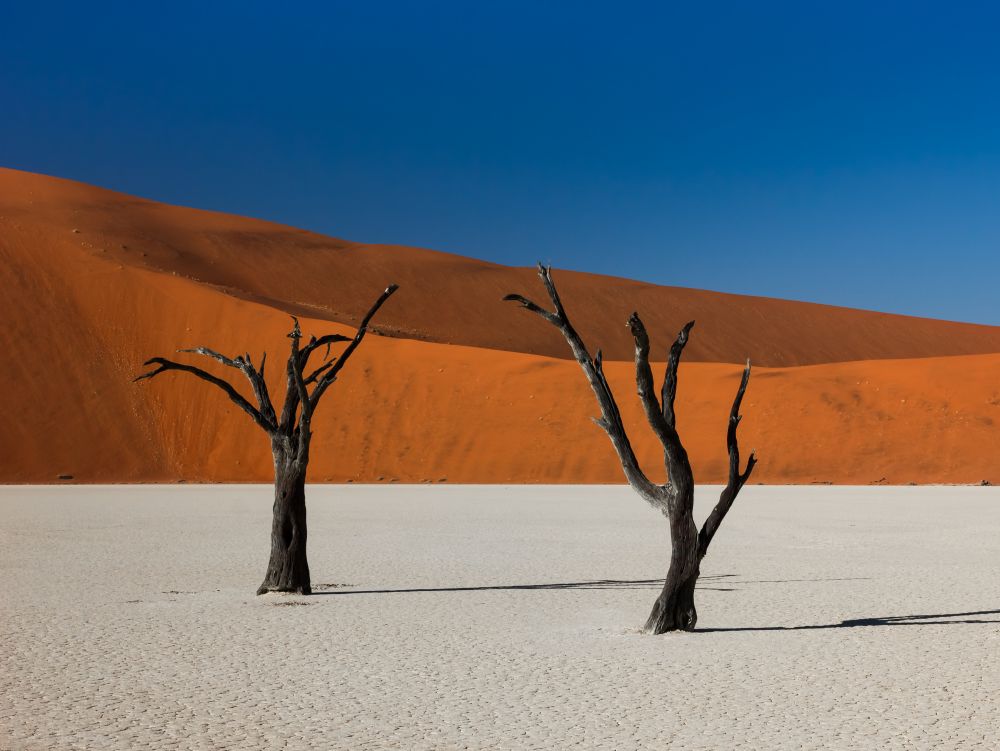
[5,167,1000,367]
[1,166,1000,485]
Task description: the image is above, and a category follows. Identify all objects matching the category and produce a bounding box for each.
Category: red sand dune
[5,167,1000,366]
[1,167,999,485]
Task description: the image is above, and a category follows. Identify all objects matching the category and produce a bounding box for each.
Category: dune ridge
[5,166,1000,366]
[1,167,999,485]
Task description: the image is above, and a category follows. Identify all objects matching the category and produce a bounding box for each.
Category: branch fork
[506,263,757,632]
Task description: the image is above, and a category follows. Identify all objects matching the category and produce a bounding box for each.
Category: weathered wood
[506,263,755,633]
[661,321,694,429]
[257,442,310,595]
[645,511,700,632]
[136,285,399,595]
[698,361,756,559]
[504,269,660,505]
[134,356,276,433]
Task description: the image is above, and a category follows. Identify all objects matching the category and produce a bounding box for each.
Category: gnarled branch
[662,321,694,429]
[179,346,278,427]
[506,262,758,633]
[626,313,665,427]
[698,360,756,558]
[504,264,663,507]
[279,325,352,433]
[286,318,313,443]
[178,346,240,370]
[627,313,690,494]
[134,357,276,433]
[503,294,561,326]
[139,286,398,442]
[308,284,399,410]
[303,359,335,385]
[299,333,352,364]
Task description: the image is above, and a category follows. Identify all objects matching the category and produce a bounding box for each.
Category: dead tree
[505,264,755,633]
[135,285,399,595]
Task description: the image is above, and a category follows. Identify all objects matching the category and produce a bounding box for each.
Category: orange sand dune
[0,198,997,484]
[4,167,1000,367]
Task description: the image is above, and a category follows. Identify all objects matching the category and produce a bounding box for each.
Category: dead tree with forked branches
[505,264,756,633]
[135,285,398,596]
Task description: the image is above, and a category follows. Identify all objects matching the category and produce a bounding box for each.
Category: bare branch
[287,317,312,424]
[251,353,278,427]
[309,284,400,409]
[179,346,277,428]
[278,367,300,435]
[627,313,694,498]
[505,264,663,507]
[278,318,308,434]
[299,333,352,364]
[245,363,277,427]
[627,314,673,445]
[303,359,335,386]
[178,346,241,369]
[662,321,695,429]
[505,262,757,633]
[277,329,353,433]
[698,360,756,559]
[536,263,569,320]
[501,294,561,326]
[134,357,275,433]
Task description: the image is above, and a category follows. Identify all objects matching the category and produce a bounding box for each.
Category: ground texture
[2,485,999,750]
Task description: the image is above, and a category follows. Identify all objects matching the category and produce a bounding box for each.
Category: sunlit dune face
[1,166,998,485]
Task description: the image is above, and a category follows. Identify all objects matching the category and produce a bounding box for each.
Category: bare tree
[505,265,755,633]
[135,285,399,595]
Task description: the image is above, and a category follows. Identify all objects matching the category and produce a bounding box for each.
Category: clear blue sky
[3,2,1000,323]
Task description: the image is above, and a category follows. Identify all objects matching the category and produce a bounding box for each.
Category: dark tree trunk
[645,498,700,633]
[136,284,398,596]
[506,264,757,634]
[645,570,699,633]
[257,449,311,595]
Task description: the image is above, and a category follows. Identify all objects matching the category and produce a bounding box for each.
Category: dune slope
[1,205,998,484]
[4,167,1000,366]
[2,167,999,484]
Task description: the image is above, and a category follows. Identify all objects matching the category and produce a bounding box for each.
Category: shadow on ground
[311,576,1000,630]
[312,574,867,596]
[315,577,678,595]
[700,608,1000,632]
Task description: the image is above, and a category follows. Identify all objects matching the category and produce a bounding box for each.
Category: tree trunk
[505,265,757,634]
[257,450,310,595]
[644,501,700,634]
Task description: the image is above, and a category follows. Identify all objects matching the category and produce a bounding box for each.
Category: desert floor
[2,485,999,750]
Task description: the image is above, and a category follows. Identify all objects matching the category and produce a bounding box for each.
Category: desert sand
[2,168,1000,485]
[2,484,999,750]
[4,166,1000,365]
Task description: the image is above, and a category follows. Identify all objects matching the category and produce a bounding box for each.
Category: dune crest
[4,166,1000,366]
[1,167,999,485]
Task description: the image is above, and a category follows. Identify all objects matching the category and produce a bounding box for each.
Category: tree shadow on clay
[313,574,739,596]
[700,608,1000,632]
[313,574,875,597]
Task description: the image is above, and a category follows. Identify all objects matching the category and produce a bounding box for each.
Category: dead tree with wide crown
[505,264,755,633]
[136,284,399,596]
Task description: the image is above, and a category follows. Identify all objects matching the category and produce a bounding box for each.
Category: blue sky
[3,2,1000,323]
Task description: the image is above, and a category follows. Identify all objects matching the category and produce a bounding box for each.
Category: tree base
[256,582,312,596]
[256,547,311,597]
[259,457,310,597]
[643,576,698,634]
